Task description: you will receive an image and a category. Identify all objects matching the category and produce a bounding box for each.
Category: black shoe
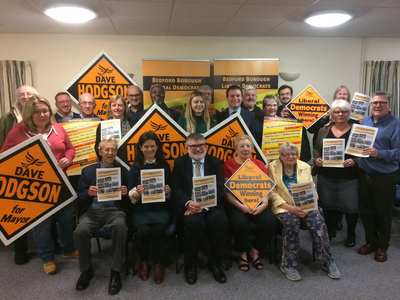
[335,220,343,231]
[207,261,227,284]
[76,266,94,291]
[345,235,356,248]
[184,266,197,285]
[108,270,122,295]
[14,252,27,265]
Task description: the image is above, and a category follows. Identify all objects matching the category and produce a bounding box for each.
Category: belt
[362,170,398,179]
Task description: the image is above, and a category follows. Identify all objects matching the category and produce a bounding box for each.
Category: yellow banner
[262,117,303,160]
[142,60,211,114]
[213,59,279,111]
[59,118,101,176]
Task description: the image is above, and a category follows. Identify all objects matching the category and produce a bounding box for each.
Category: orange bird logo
[21,152,46,169]
[225,127,239,140]
[150,121,167,133]
[98,64,114,77]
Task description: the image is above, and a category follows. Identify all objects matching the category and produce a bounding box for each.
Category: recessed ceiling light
[305,12,352,28]
[44,6,96,24]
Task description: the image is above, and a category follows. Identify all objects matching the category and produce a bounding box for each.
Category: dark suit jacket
[171,154,225,216]
[77,162,130,217]
[216,108,260,145]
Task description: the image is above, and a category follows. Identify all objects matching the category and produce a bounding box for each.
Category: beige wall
[0,34,369,113]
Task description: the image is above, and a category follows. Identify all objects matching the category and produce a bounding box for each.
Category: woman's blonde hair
[184,91,211,134]
[22,95,53,132]
[233,134,254,149]
[106,95,130,120]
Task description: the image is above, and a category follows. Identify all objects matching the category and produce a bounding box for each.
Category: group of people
[0,82,399,295]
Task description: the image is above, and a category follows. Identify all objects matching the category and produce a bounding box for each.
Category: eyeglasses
[332,111,348,115]
[102,148,117,153]
[57,100,71,105]
[265,104,278,107]
[127,94,141,98]
[281,153,297,158]
[33,110,50,115]
[18,93,32,98]
[80,101,95,107]
[187,143,206,150]
[371,101,388,107]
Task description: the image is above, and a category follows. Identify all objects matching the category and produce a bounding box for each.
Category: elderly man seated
[73,137,129,295]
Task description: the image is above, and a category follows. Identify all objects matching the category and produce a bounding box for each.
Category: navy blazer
[76,162,130,217]
[216,108,260,145]
[171,154,225,214]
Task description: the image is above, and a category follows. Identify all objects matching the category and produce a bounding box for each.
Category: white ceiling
[1,0,400,37]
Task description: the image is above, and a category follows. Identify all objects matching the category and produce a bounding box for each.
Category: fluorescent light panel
[44,6,96,24]
[305,12,352,28]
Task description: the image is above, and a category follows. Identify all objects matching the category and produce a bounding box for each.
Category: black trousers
[184,208,228,268]
[359,170,397,248]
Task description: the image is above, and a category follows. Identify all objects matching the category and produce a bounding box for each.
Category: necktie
[231,110,237,116]
[194,161,201,177]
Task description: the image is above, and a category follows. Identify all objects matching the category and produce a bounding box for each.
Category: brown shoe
[375,248,388,262]
[139,261,149,281]
[154,263,165,284]
[357,242,375,255]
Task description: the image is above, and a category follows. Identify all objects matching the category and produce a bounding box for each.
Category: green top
[178,115,217,133]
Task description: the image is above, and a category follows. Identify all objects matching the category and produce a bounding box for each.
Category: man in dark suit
[74,137,129,295]
[216,85,261,146]
[136,84,180,122]
[172,133,229,285]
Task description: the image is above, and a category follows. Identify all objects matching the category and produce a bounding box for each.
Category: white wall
[0,34,366,112]
[365,38,400,61]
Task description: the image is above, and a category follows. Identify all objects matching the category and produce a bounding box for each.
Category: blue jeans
[33,202,76,263]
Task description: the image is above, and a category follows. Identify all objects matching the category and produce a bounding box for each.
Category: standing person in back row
[357,91,400,262]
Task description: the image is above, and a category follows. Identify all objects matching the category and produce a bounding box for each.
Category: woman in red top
[222,134,276,272]
[1,96,77,275]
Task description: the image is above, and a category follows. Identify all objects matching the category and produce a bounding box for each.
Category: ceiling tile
[233,4,307,20]
[0,0,39,16]
[112,18,170,30]
[103,1,172,18]
[173,2,242,20]
[170,19,226,32]
[221,20,282,32]
[0,15,66,33]
[313,0,389,7]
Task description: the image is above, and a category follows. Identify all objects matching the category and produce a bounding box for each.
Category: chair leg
[175,234,179,274]
[125,238,129,275]
[132,237,136,276]
[96,237,102,253]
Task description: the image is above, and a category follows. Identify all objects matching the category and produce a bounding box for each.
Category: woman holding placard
[222,134,276,272]
[94,95,135,159]
[178,91,217,134]
[128,132,171,284]
[313,100,359,247]
[268,142,340,281]
[1,95,77,275]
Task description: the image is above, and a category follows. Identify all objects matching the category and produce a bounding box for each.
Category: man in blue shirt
[357,91,400,262]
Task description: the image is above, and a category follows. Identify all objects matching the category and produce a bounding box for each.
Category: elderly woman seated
[268,142,340,281]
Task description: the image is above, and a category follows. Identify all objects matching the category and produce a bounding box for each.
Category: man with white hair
[78,93,100,119]
[0,84,37,265]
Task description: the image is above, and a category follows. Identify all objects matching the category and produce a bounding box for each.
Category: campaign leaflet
[345,124,378,157]
[350,92,371,120]
[192,175,217,209]
[101,119,121,142]
[322,139,345,168]
[141,169,165,203]
[291,181,318,212]
[96,168,121,201]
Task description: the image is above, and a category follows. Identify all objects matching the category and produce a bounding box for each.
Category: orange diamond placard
[116,105,188,171]
[203,114,268,164]
[224,159,275,210]
[64,51,140,120]
[0,136,76,246]
[286,85,330,129]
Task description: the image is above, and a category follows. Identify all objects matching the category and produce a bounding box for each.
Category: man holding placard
[74,137,129,294]
[357,91,400,262]
[172,133,228,285]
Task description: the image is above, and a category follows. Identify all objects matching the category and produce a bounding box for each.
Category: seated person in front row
[74,137,129,295]
[128,132,172,284]
[172,133,229,285]
[268,142,340,281]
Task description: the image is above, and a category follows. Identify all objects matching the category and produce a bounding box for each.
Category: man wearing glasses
[54,92,81,122]
[126,85,143,122]
[78,93,100,119]
[357,91,400,262]
[172,133,228,285]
